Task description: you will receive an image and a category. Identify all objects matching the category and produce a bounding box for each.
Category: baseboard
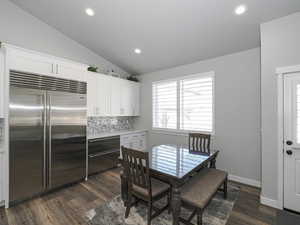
[228,174,261,188]
[260,195,281,209]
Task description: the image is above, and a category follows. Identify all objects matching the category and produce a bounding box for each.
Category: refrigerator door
[48,91,86,189]
[9,87,46,203]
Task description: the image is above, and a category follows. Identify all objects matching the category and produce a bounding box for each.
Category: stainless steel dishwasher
[88,136,120,175]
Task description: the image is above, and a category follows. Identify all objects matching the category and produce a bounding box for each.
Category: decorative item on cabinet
[127,75,139,82]
[87,66,98,72]
[108,70,121,78]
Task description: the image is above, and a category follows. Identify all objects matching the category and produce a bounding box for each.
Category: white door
[284,73,300,212]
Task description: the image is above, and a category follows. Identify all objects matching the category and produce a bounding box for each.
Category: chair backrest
[188,133,211,154]
[121,146,151,192]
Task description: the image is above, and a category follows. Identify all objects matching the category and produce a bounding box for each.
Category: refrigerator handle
[48,95,52,188]
[43,93,47,190]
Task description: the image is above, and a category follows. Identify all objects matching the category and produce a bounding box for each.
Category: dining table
[119,144,219,225]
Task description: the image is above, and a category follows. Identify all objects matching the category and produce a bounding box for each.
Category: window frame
[152,71,215,135]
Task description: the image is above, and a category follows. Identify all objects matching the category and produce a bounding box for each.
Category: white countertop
[88,129,148,140]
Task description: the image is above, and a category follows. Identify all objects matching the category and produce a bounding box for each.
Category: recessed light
[85,8,95,16]
[134,48,142,54]
[235,5,247,15]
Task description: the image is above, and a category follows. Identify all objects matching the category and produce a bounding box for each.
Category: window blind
[180,76,213,132]
[152,81,177,129]
[152,72,214,133]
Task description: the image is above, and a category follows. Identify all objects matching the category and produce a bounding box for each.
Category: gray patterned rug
[86,185,239,225]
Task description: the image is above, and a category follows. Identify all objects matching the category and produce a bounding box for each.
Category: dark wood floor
[0,168,278,225]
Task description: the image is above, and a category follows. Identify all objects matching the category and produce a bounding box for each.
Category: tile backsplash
[88,117,135,136]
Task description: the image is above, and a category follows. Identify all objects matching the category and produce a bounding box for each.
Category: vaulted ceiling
[10,0,300,74]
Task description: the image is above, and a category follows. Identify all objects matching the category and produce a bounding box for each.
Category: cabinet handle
[56,64,58,74]
[51,64,54,73]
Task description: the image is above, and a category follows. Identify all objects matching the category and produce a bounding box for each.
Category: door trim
[276,64,300,210]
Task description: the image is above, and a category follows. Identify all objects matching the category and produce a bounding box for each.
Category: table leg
[120,169,128,206]
[172,186,181,225]
[210,158,216,168]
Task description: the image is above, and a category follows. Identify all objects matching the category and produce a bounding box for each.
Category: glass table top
[147,144,218,179]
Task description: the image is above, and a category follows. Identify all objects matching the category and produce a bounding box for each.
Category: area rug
[86,184,239,225]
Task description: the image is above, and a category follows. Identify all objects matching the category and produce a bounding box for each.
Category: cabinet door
[97,75,111,116]
[8,50,54,76]
[87,72,111,116]
[56,61,86,82]
[120,80,132,116]
[120,135,131,148]
[132,82,140,116]
[139,132,147,151]
[110,77,122,116]
[87,72,99,117]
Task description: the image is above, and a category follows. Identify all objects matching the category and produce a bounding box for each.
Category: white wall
[0,0,129,77]
[136,48,261,183]
[261,12,300,201]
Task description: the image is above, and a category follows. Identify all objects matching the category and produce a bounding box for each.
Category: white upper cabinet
[55,60,87,82]
[6,46,87,82]
[8,48,54,76]
[120,79,132,116]
[87,72,99,117]
[87,72,140,117]
[87,72,111,117]
[131,82,140,116]
[110,77,122,116]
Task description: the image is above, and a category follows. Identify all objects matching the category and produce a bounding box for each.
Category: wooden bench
[180,168,228,225]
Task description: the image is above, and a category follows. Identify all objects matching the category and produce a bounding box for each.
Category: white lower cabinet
[120,132,147,151]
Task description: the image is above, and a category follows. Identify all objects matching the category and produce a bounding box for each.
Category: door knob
[286,150,293,155]
[286,140,293,145]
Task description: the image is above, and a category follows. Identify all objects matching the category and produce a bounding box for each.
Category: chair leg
[197,210,203,225]
[125,193,132,218]
[168,191,172,214]
[224,178,228,199]
[147,201,152,225]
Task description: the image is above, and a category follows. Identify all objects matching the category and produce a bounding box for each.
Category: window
[152,72,214,133]
[152,80,177,129]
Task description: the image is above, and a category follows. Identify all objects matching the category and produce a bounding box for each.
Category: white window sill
[151,128,215,137]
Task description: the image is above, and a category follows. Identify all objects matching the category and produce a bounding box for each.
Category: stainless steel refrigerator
[9,71,87,204]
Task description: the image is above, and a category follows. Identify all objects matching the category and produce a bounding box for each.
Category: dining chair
[188,133,211,154]
[121,146,171,225]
